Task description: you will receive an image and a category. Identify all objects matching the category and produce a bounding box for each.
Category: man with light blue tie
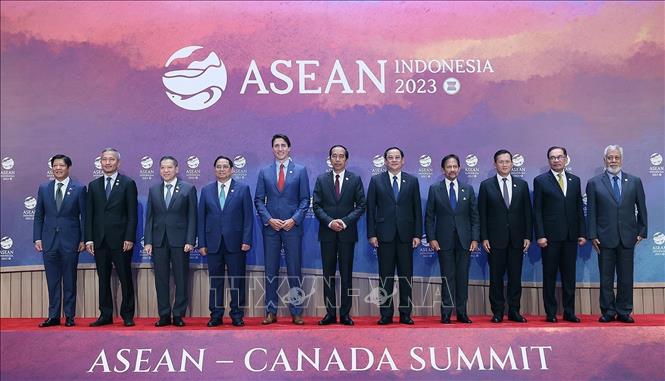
[586,145,647,323]
[255,134,310,325]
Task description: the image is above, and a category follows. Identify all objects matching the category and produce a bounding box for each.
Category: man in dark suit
[533,146,586,323]
[478,149,532,323]
[312,145,366,326]
[33,154,86,327]
[425,154,479,324]
[198,156,253,327]
[85,148,138,327]
[367,146,422,325]
[587,144,647,323]
[144,156,197,327]
[255,134,310,325]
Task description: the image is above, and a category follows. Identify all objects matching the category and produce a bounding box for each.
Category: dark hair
[271,134,291,147]
[383,146,404,160]
[213,156,233,168]
[441,154,460,168]
[329,144,349,159]
[546,146,567,159]
[493,149,513,163]
[159,155,178,167]
[50,154,72,168]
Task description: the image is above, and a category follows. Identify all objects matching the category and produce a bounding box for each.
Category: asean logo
[163,46,227,111]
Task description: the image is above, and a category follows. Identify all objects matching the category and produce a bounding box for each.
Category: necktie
[449,181,457,210]
[334,174,341,200]
[392,175,399,199]
[502,178,510,207]
[105,177,112,199]
[219,184,226,210]
[165,184,173,208]
[55,183,64,212]
[277,164,285,192]
[612,176,621,202]
[557,173,564,192]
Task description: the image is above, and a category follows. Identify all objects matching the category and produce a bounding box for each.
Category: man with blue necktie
[586,145,647,323]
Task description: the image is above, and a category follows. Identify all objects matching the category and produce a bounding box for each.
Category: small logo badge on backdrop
[511,153,526,177]
[46,157,55,180]
[185,155,201,180]
[0,236,14,261]
[371,154,386,175]
[23,196,36,221]
[418,154,433,179]
[1,157,16,181]
[139,156,154,181]
[652,232,665,256]
[649,153,663,177]
[464,153,480,178]
[92,157,103,178]
[233,155,248,179]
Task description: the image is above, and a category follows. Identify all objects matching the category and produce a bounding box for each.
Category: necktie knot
[166,184,172,189]
[613,176,619,182]
[57,183,63,189]
[106,177,112,183]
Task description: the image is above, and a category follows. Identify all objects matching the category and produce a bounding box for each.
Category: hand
[412,237,420,248]
[268,218,284,231]
[78,242,86,252]
[369,237,379,248]
[282,218,296,231]
[199,247,208,256]
[184,244,194,253]
[429,240,441,252]
[522,239,531,253]
[482,240,491,253]
[578,237,587,246]
[241,244,251,252]
[329,220,344,232]
[592,239,600,253]
[34,240,43,252]
[636,236,644,245]
[469,240,478,252]
[537,238,548,248]
[144,244,153,256]
[86,242,95,255]
[122,241,134,252]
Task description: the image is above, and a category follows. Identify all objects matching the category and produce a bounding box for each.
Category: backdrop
[1,2,663,283]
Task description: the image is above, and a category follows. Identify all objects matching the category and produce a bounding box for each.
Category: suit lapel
[384,172,396,202]
[270,162,280,193]
[600,173,619,205]
[158,183,167,210]
[47,181,57,213]
[547,171,565,197]
[224,179,236,208]
[339,172,352,201]
[439,181,453,213]
[491,177,508,210]
[106,175,121,207]
[327,172,337,201]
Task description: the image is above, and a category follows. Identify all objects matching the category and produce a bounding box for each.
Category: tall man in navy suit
[587,145,647,323]
[313,145,366,326]
[199,156,253,327]
[533,146,586,323]
[144,156,197,327]
[425,154,479,324]
[367,147,422,325]
[85,148,138,327]
[478,149,532,323]
[255,134,310,325]
[33,154,86,327]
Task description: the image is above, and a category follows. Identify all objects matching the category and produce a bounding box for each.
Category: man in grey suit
[587,144,647,323]
[425,154,479,324]
[144,156,197,327]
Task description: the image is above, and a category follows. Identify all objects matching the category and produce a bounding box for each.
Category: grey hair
[603,144,623,159]
[101,147,121,160]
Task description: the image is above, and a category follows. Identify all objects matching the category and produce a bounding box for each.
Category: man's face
[443,158,459,181]
[604,148,622,174]
[101,151,120,175]
[272,138,290,161]
[548,148,566,173]
[51,159,70,181]
[494,153,513,177]
[330,147,347,173]
[159,159,178,182]
[215,158,233,182]
[385,149,404,173]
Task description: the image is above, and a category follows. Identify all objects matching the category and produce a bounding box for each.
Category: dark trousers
[438,235,470,318]
[43,238,79,318]
[263,229,302,316]
[153,236,189,318]
[94,240,135,320]
[207,236,246,320]
[541,240,577,317]
[378,240,413,318]
[598,246,634,316]
[320,240,355,317]
[488,241,523,315]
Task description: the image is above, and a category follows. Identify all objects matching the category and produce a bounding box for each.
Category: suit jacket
[366,171,423,243]
[33,179,87,253]
[198,179,254,253]
[586,171,647,248]
[254,161,310,236]
[424,180,479,250]
[144,179,197,248]
[533,171,586,242]
[478,175,533,249]
[85,174,138,250]
[312,170,367,242]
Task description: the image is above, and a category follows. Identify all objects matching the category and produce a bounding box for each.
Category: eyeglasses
[549,156,566,161]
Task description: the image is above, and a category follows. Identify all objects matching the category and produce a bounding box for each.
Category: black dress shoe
[457,314,472,324]
[377,316,392,325]
[617,314,635,323]
[123,319,135,327]
[563,314,581,323]
[508,312,527,323]
[340,315,354,326]
[261,313,277,325]
[207,318,222,327]
[399,315,414,325]
[546,315,558,323]
[440,315,451,324]
[39,318,60,327]
[89,317,113,327]
[491,314,503,323]
[318,314,337,326]
[598,314,615,323]
[232,318,245,327]
[65,317,75,327]
[173,317,185,327]
[155,318,171,327]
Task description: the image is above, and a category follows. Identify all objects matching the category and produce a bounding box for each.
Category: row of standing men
[33,136,647,328]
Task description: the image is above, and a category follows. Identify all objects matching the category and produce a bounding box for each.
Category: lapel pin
[461,188,465,193]
[289,171,293,174]
[624,178,628,182]
[513,184,517,188]
[345,177,349,181]
[463,197,467,201]
[175,189,179,193]
[231,189,235,193]
[67,192,71,195]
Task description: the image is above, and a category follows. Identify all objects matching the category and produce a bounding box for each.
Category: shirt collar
[276,158,291,168]
[332,169,345,178]
[496,173,512,182]
[444,177,458,188]
[55,177,70,188]
[164,178,177,188]
[607,170,622,180]
[551,169,565,178]
[217,178,232,188]
[104,172,118,183]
